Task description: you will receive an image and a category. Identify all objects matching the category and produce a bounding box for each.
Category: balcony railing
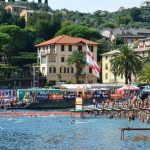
[40,49,56,55]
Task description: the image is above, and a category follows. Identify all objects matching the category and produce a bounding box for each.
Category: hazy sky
[48,0,146,13]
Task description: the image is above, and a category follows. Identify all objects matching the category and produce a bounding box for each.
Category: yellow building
[20,9,35,26]
[35,35,98,84]
[20,10,52,26]
[102,38,150,84]
[5,4,26,16]
[5,4,52,26]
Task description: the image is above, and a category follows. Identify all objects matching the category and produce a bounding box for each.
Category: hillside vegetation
[0,1,150,84]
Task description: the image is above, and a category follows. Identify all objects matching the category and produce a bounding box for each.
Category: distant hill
[59,7,150,31]
[1,1,150,31]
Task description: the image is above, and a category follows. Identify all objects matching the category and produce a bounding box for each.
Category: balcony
[40,49,56,56]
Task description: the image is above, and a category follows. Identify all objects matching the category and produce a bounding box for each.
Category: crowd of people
[92,92,150,123]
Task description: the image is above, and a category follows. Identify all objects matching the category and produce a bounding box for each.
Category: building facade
[5,4,26,15]
[101,28,150,44]
[36,35,98,84]
[102,38,150,84]
[141,1,150,8]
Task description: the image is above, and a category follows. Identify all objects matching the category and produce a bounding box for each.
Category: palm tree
[138,63,150,84]
[110,44,142,84]
[67,51,86,83]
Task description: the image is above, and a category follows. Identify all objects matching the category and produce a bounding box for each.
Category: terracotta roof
[35,35,98,47]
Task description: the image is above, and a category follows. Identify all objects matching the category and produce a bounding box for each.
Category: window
[105,64,108,70]
[142,52,145,58]
[49,67,52,73]
[60,67,62,73]
[64,67,66,73]
[89,80,93,84]
[49,56,56,62]
[67,67,69,73]
[42,67,45,74]
[90,46,94,52]
[78,45,82,52]
[89,67,92,73]
[69,45,72,51]
[71,67,74,73]
[50,45,55,54]
[106,56,108,60]
[61,57,65,62]
[41,56,46,64]
[13,8,17,12]
[49,67,56,73]
[53,67,56,73]
[105,73,108,79]
[61,45,64,51]
[37,57,40,64]
[143,41,145,46]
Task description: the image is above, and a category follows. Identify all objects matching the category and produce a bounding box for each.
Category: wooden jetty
[121,127,150,140]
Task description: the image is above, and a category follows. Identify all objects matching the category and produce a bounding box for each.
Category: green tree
[2,44,14,64]
[130,8,141,22]
[12,16,26,28]
[97,39,112,61]
[138,63,150,84]
[0,32,13,64]
[24,27,36,52]
[28,11,52,26]
[0,32,12,49]
[34,19,61,41]
[112,37,124,49]
[110,45,142,84]
[0,25,26,52]
[0,5,13,25]
[56,24,101,41]
[117,16,131,25]
[67,51,86,83]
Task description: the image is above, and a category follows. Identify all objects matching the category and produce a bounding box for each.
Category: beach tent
[117,85,139,90]
[116,85,139,94]
[60,84,91,92]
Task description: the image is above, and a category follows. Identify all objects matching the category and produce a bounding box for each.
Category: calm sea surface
[0,110,150,150]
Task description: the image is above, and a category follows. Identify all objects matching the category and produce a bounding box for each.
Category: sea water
[0,111,150,150]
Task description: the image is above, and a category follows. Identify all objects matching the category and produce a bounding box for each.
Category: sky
[48,0,146,13]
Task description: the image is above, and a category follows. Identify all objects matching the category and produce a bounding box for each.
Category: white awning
[60,84,91,92]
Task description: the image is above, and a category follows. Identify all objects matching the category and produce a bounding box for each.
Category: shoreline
[0,108,149,123]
